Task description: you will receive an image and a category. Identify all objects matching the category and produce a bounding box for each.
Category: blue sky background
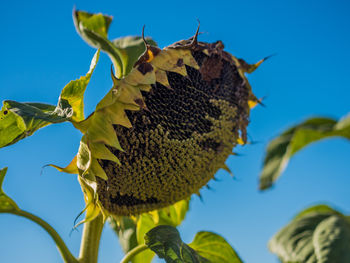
[1,0,350,262]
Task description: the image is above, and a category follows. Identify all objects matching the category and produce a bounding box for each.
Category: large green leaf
[0,101,57,148]
[260,115,350,190]
[189,232,243,263]
[0,50,99,149]
[73,9,157,77]
[313,216,350,262]
[269,205,350,263]
[145,225,208,263]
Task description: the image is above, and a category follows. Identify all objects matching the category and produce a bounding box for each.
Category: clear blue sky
[1,0,350,262]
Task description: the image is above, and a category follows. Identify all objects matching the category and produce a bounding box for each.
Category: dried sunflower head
[68,25,264,217]
[29,10,269,220]
[0,10,266,223]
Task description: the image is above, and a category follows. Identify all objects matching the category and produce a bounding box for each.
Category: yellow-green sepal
[76,135,108,181]
[74,177,109,227]
[48,156,79,174]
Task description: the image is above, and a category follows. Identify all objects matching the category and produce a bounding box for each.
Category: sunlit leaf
[269,205,350,263]
[112,36,157,76]
[157,199,190,227]
[134,214,156,263]
[74,10,112,39]
[136,199,190,262]
[0,51,99,149]
[0,101,63,148]
[109,199,190,263]
[189,232,243,263]
[59,49,100,122]
[145,225,208,263]
[260,115,350,190]
[0,167,19,211]
[294,204,343,220]
[73,9,157,77]
[73,10,124,77]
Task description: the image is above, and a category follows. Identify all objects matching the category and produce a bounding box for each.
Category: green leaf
[110,200,190,263]
[313,216,350,262]
[0,167,19,211]
[260,115,350,190]
[136,199,190,262]
[157,199,190,227]
[135,214,156,263]
[189,232,243,263]
[269,205,350,263]
[58,49,100,122]
[145,225,209,263]
[294,204,343,220]
[0,51,99,149]
[0,101,64,148]
[112,36,157,76]
[73,9,157,77]
[74,10,112,39]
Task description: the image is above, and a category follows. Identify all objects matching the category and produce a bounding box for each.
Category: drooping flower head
[70,21,264,217]
[0,10,265,220]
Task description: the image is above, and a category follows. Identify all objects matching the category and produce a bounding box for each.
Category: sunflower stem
[120,244,149,263]
[1,209,78,263]
[79,214,104,263]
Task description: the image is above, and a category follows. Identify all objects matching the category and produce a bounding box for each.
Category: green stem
[1,209,78,263]
[78,214,104,263]
[120,244,149,263]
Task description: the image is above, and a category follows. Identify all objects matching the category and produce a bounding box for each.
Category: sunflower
[0,10,265,220]
[61,11,266,219]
